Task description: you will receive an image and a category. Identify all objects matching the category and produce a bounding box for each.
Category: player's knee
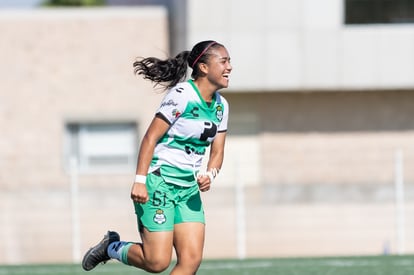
[178,252,202,270]
[145,258,171,273]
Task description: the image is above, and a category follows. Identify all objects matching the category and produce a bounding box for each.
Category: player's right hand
[130,182,149,204]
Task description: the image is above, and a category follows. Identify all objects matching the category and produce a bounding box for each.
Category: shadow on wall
[226,89,414,134]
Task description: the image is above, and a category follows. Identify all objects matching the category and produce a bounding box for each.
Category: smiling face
[205,46,232,89]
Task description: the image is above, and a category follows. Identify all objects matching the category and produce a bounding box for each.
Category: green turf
[1,255,413,275]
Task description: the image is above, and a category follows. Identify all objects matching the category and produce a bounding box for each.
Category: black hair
[133,40,224,90]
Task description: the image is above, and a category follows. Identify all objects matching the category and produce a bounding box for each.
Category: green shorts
[134,172,205,232]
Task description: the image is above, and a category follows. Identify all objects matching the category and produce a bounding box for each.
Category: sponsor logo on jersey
[172,108,181,118]
[153,209,166,224]
[185,145,206,155]
[161,99,178,107]
[190,107,200,117]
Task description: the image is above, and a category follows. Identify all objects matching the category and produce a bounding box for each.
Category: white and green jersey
[149,79,229,187]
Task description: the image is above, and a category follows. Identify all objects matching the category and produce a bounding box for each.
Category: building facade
[186,0,414,259]
[1,0,414,264]
[0,7,168,263]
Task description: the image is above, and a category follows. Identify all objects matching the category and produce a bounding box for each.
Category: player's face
[206,46,232,89]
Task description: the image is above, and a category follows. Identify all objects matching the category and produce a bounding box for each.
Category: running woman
[82,40,232,274]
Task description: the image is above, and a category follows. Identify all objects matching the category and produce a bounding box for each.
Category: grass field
[1,255,413,275]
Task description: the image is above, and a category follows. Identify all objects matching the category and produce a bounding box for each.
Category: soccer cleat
[82,231,120,271]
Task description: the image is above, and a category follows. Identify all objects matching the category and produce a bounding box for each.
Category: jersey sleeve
[156,86,188,125]
[217,95,229,132]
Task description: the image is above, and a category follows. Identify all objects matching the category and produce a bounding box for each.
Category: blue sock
[107,241,129,262]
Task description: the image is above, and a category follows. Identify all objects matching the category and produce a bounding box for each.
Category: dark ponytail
[133,51,190,90]
[133,40,223,90]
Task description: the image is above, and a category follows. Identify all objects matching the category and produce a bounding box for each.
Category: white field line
[201,258,414,270]
[200,260,274,270]
[0,264,126,275]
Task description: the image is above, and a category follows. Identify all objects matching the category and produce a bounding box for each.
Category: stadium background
[1,0,414,265]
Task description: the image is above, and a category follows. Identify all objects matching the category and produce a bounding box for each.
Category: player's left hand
[197,175,211,192]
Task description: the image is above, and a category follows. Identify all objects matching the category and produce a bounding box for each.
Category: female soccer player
[82,40,232,274]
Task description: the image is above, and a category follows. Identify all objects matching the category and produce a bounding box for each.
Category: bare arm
[207,131,226,171]
[131,116,170,203]
[198,131,227,192]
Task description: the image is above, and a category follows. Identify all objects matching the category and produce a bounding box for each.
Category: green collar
[188,79,216,109]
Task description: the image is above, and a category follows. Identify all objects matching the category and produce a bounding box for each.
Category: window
[65,122,137,173]
[345,0,414,24]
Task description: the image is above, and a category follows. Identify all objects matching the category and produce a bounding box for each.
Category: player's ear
[199,63,209,75]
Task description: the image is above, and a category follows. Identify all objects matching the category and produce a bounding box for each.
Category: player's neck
[193,79,215,102]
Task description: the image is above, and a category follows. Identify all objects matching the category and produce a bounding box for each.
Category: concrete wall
[186,0,414,91]
[183,0,414,259]
[211,91,414,258]
[0,7,168,264]
[223,91,414,187]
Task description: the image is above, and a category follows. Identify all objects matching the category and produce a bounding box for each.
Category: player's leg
[83,172,175,272]
[125,229,174,273]
[171,222,205,274]
[125,173,176,272]
[170,184,206,274]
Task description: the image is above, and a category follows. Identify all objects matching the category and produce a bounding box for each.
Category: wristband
[209,168,219,178]
[196,168,219,183]
[134,174,147,184]
[206,171,215,184]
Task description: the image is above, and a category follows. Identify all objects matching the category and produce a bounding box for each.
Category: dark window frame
[345,0,414,24]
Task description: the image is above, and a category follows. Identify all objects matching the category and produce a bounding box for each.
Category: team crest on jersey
[172,108,181,118]
[215,105,223,121]
[153,209,166,224]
